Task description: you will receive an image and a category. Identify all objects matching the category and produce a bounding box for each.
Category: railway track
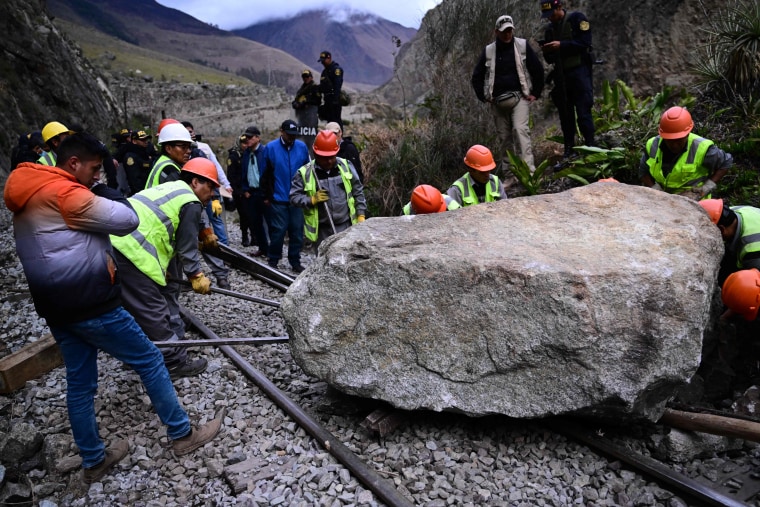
[178,245,760,506]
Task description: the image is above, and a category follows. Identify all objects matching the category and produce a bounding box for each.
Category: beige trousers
[491,96,535,173]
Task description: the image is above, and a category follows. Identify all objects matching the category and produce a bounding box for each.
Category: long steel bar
[154,337,288,348]
[179,281,281,308]
[547,419,746,507]
[180,308,414,507]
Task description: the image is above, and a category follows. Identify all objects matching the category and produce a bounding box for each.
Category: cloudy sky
[156,0,442,30]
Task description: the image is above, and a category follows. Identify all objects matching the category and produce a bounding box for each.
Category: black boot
[241,234,250,247]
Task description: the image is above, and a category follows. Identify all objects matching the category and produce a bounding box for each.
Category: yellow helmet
[41,121,71,143]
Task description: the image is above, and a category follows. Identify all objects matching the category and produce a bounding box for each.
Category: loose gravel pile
[1,203,757,507]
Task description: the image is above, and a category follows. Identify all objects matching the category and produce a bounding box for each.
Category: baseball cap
[540,0,562,18]
[135,130,150,140]
[244,126,261,137]
[495,15,514,32]
[324,122,342,136]
[318,51,331,62]
[302,69,312,77]
[280,119,299,135]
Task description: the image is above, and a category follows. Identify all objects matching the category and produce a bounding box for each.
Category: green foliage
[552,146,627,184]
[508,151,552,195]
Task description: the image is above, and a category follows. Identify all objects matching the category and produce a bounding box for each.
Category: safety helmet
[157,118,180,133]
[182,157,220,187]
[722,269,760,321]
[313,130,340,156]
[698,198,724,225]
[411,185,446,214]
[41,121,71,143]
[463,145,496,172]
[598,177,619,183]
[157,123,192,145]
[659,106,693,139]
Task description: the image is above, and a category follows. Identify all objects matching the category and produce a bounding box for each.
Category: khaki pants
[491,96,535,173]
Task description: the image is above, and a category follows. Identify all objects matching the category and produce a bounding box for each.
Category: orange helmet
[598,177,619,183]
[313,130,340,156]
[411,185,446,214]
[182,157,220,187]
[659,106,693,139]
[158,118,180,133]
[464,145,496,172]
[722,269,760,321]
[698,199,724,225]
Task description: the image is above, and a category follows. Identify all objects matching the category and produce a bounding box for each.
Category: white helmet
[158,123,192,145]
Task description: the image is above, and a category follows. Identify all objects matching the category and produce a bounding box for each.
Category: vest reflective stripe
[453,173,501,206]
[483,38,531,101]
[146,155,179,189]
[733,206,760,268]
[38,151,56,166]
[645,133,714,193]
[298,159,356,242]
[111,181,199,285]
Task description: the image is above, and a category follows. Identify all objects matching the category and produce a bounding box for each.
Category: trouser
[551,65,595,155]
[322,100,343,129]
[50,307,191,468]
[114,251,188,369]
[232,192,253,240]
[267,202,304,267]
[244,189,269,255]
[491,95,535,172]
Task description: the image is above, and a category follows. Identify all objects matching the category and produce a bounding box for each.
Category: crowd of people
[1,4,746,487]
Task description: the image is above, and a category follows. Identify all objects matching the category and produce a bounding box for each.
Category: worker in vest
[145,122,193,188]
[699,199,760,285]
[290,130,366,250]
[402,185,461,215]
[471,14,544,174]
[38,121,72,166]
[110,158,219,378]
[446,145,508,207]
[640,107,732,199]
[539,0,594,159]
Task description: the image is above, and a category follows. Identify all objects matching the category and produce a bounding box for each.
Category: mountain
[46,0,313,92]
[233,9,417,87]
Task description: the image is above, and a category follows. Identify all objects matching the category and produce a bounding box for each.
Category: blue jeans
[205,202,229,245]
[50,307,191,468]
[267,202,304,267]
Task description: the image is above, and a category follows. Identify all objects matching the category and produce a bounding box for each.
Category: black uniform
[338,137,363,183]
[227,145,253,244]
[122,144,153,196]
[542,9,595,156]
[319,61,344,126]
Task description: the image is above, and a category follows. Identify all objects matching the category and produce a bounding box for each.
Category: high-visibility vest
[145,154,180,189]
[645,133,713,194]
[402,195,461,215]
[111,181,199,285]
[37,151,56,166]
[452,173,502,207]
[733,206,760,269]
[298,159,356,242]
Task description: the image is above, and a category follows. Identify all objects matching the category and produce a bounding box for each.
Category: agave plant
[507,150,552,195]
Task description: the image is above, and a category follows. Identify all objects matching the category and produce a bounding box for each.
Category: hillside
[233,10,417,87]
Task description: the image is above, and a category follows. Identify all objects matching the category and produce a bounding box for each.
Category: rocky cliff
[377,0,721,107]
[0,0,120,176]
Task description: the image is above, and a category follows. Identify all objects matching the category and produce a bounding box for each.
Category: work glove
[189,272,212,295]
[211,199,223,216]
[357,215,366,223]
[198,227,219,251]
[698,179,717,197]
[649,183,663,191]
[311,189,330,206]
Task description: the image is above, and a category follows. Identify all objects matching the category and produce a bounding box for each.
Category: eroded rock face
[283,184,724,420]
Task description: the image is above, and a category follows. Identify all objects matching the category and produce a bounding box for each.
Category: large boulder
[282,184,724,421]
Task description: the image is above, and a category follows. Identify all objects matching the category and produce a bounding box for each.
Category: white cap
[324,122,342,135]
[495,15,514,32]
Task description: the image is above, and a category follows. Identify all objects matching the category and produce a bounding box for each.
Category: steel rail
[179,281,281,308]
[154,337,288,348]
[546,418,746,507]
[214,244,295,290]
[180,308,415,507]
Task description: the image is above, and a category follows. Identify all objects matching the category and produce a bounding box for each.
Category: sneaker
[82,440,129,484]
[251,249,267,258]
[291,264,305,273]
[168,357,208,379]
[216,278,231,290]
[172,418,222,456]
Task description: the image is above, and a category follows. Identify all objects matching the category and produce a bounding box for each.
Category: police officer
[539,0,595,159]
[123,130,155,196]
[293,69,321,148]
[318,51,344,128]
